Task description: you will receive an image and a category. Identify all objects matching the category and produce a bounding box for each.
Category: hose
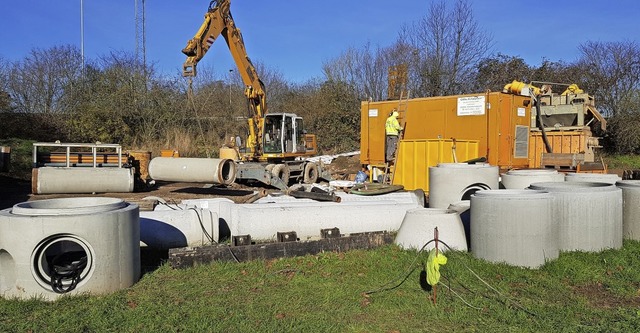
[535,94,553,153]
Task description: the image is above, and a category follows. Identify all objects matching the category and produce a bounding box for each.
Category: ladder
[382,90,410,184]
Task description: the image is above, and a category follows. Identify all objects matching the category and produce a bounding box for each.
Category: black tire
[271,164,290,185]
[303,162,319,184]
[265,164,275,174]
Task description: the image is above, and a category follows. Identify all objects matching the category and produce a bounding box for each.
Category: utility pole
[80,0,85,75]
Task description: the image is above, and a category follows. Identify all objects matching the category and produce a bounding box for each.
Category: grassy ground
[603,154,640,170]
[2,242,640,333]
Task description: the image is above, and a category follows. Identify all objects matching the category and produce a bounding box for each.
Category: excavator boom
[182,0,266,159]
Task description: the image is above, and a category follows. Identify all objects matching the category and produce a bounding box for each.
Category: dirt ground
[0,154,363,210]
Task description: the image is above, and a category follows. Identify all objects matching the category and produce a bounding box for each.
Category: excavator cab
[262,113,308,156]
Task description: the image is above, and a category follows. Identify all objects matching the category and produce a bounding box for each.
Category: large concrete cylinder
[565,173,621,184]
[428,163,499,208]
[139,208,219,249]
[0,197,140,300]
[529,182,623,252]
[470,190,557,268]
[501,169,564,189]
[32,167,135,194]
[180,194,423,242]
[394,208,467,252]
[616,180,640,240]
[148,157,236,185]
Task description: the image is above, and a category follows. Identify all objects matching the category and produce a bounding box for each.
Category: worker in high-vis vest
[385,110,403,162]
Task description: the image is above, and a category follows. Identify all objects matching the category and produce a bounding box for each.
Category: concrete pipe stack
[529,182,622,252]
[394,208,468,252]
[500,168,564,189]
[565,173,621,185]
[470,190,557,268]
[615,180,640,240]
[0,197,140,300]
[428,163,499,208]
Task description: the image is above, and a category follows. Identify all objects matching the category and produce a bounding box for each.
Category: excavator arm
[182,0,266,159]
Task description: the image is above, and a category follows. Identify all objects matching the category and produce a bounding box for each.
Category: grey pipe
[148,157,237,185]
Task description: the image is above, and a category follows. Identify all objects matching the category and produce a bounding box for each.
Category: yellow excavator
[182,0,327,187]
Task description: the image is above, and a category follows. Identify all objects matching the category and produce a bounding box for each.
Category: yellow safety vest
[385,116,401,136]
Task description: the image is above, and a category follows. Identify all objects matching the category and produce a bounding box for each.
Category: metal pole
[80,0,85,75]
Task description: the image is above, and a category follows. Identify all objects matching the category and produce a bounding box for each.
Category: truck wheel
[303,162,319,184]
[271,164,290,185]
[265,164,275,173]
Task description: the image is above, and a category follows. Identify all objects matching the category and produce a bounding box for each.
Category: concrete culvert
[529,181,622,252]
[428,163,499,208]
[565,172,621,184]
[0,197,139,301]
[394,208,468,252]
[148,157,237,185]
[470,189,557,268]
[501,168,564,189]
[616,180,640,240]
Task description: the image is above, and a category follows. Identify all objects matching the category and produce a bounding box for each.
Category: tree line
[1,0,639,155]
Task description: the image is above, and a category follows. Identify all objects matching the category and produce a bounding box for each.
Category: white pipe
[149,157,236,185]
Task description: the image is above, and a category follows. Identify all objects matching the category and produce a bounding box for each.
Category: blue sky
[1,1,638,82]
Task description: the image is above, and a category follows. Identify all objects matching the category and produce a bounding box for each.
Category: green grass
[603,154,640,170]
[2,242,640,332]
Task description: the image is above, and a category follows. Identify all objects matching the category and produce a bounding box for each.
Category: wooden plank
[168,231,394,268]
[541,153,584,168]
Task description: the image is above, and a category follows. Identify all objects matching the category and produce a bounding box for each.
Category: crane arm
[182,0,267,159]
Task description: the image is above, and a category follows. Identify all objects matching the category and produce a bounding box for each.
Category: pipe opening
[32,235,94,293]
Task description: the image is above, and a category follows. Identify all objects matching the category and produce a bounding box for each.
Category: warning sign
[457,96,486,116]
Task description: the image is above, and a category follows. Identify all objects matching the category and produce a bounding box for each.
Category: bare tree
[400,0,492,96]
[0,56,11,111]
[576,41,640,117]
[7,45,82,114]
[322,42,404,101]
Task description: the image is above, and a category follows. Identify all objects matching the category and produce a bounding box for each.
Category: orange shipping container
[360,92,532,171]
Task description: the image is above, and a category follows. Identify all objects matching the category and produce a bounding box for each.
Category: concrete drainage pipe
[148,157,237,185]
[616,180,640,240]
[529,181,622,252]
[470,189,557,268]
[500,168,564,189]
[428,163,499,208]
[0,197,139,301]
[394,208,468,252]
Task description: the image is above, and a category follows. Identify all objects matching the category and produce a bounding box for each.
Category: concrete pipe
[501,169,564,189]
[394,208,467,252]
[139,208,219,249]
[428,163,499,208]
[565,173,621,184]
[148,157,236,185]
[616,180,640,240]
[32,167,135,194]
[529,182,622,252]
[0,197,139,300]
[470,190,557,268]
